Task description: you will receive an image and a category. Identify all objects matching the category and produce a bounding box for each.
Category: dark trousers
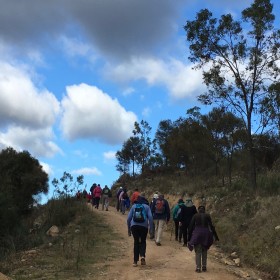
[181,222,190,244]
[174,220,183,240]
[95,197,100,209]
[131,225,148,263]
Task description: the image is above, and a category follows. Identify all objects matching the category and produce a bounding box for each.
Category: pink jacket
[93,186,102,198]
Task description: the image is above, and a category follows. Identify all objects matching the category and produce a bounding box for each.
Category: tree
[184,0,280,189]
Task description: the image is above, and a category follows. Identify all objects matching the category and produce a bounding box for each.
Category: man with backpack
[101,185,111,211]
[127,193,153,267]
[172,198,185,242]
[151,193,170,246]
[178,198,197,246]
[93,184,102,209]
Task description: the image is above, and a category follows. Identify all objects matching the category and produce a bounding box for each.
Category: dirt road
[91,206,262,280]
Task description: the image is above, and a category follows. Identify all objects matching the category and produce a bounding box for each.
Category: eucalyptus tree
[184,0,280,189]
[132,120,154,173]
[155,119,175,167]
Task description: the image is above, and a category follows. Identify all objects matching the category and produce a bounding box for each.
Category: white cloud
[40,161,53,176]
[72,166,102,176]
[0,61,60,128]
[0,126,62,158]
[122,87,135,96]
[103,150,116,161]
[60,83,137,144]
[105,57,206,100]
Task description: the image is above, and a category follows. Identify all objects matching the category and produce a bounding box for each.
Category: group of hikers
[122,186,219,273]
[80,183,219,273]
[77,183,112,211]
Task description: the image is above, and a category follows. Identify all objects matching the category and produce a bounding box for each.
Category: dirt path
[91,205,262,280]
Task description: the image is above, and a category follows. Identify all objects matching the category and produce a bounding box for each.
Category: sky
[0,0,279,203]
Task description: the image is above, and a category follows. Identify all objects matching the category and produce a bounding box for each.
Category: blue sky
[0,0,279,203]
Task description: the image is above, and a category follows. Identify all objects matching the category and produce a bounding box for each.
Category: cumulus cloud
[40,161,53,176]
[60,83,137,144]
[0,61,60,128]
[0,126,62,158]
[106,57,206,100]
[72,166,102,176]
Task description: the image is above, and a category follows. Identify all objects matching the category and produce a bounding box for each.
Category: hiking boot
[133,262,138,267]
[202,266,207,272]
[182,243,188,247]
[141,257,146,265]
[155,242,161,246]
[175,237,178,241]
[178,239,182,243]
[195,268,201,273]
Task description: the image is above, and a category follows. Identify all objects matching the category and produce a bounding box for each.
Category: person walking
[188,205,219,273]
[149,193,158,239]
[151,193,170,246]
[93,184,102,209]
[130,188,140,204]
[179,198,197,246]
[90,183,97,206]
[116,186,123,212]
[101,185,111,211]
[172,198,185,242]
[127,193,153,267]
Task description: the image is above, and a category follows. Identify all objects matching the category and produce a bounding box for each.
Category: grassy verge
[1,201,122,280]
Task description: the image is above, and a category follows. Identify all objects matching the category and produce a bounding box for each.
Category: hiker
[101,185,111,211]
[90,183,97,206]
[178,197,197,246]
[86,192,92,203]
[172,198,185,242]
[188,205,219,273]
[151,193,170,246]
[149,192,158,239]
[93,184,102,209]
[119,188,130,214]
[127,193,154,267]
[130,188,140,204]
[82,188,87,199]
[76,190,81,200]
[116,186,123,211]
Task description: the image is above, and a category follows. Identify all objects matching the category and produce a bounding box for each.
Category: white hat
[153,193,159,199]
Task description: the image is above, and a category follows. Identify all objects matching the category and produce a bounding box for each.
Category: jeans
[194,244,207,269]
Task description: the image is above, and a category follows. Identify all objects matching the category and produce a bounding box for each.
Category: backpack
[133,204,146,223]
[122,191,128,199]
[103,188,109,194]
[174,205,182,221]
[155,199,165,214]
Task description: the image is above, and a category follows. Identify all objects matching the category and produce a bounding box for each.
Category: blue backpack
[133,204,146,223]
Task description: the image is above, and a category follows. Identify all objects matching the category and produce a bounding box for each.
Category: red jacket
[93,186,102,198]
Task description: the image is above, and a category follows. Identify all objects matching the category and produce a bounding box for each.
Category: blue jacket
[151,198,170,222]
[127,200,153,232]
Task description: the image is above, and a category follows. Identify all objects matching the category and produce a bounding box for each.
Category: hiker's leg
[157,219,166,243]
[174,221,179,240]
[182,223,188,245]
[102,196,105,210]
[139,226,148,258]
[202,247,207,269]
[131,226,140,263]
[194,244,202,270]
[105,197,109,210]
[154,220,159,242]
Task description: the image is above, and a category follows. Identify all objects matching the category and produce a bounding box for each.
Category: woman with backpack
[172,198,185,242]
[127,193,153,267]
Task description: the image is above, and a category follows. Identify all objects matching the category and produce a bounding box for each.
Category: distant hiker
[101,185,111,211]
[127,193,154,267]
[151,193,170,246]
[116,186,123,211]
[119,188,130,214]
[76,190,81,200]
[93,184,102,209]
[90,183,97,206]
[172,198,185,242]
[86,192,92,203]
[188,205,219,273]
[178,198,197,246]
[149,193,158,239]
[130,188,140,204]
[82,188,87,199]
